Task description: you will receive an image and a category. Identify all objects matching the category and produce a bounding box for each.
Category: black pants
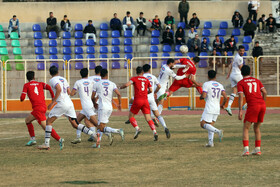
[244,31,255,39]
[111,25,122,36]
[249,10,257,21]
[161,39,174,45]
[180,13,188,25]
[136,25,147,36]
[46,25,59,35]
[233,20,241,28]
[176,38,185,45]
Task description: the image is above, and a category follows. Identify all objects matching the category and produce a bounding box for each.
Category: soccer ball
[180,45,189,54]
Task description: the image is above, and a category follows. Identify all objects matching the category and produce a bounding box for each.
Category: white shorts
[157,87,166,99]
[148,97,158,111]
[49,102,76,119]
[200,111,219,123]
[230,73,243,88]
[98,109,112,125]
[80,107,96,120]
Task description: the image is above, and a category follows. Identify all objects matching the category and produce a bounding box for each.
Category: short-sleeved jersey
[202,81,225,114]
[143,73,159,100]
[158,65,177,90]
[177,58,197,77]
[231,53,243,75]
[49,76,72,104]
[93,79,117,110]
[21,81,48,109]
[130,76,152,100]
[73,78,94,109]
[237,76,265,106]
[89,75,101,83]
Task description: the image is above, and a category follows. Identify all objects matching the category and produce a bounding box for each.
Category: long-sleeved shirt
[110,18,122,28]
[83,24,96,34]
[164,16,175,25]
[47,17,57,26]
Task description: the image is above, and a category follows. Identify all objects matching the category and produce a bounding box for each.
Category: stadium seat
[50,55,58,59]
[151,61,157,69]
[100,31,108,38]
[234,36,239,43]
[124,46,133,53]
[76,54,83,59]
[163,45,172,52]
[124,61,128,69]
[75,31,83,39]
[32,24,41,31]
[0,48,8,55]
[216,52,222,56]
[75,47,83,54]
[232,28,241,36]
[111,46,120,53]
[75,62,84,70]
[252,20,257,25]
[187,52,196,58]
[243,36,252,43]
[151,30,160,37]
[50,62,59,69]
[10,32,19,39]
[219,37,224,44]
[63,31,71,39]
[63,47,71,55]
[204,21,212,29]
[75,23,83,31]
[175,45,181,52]
[124,53,133,60]
[202,29,211,37]
[177,22,186,29]
[63,39,71,47]
[112,30,120,38]
[34,32,42,39]
[217,29,226,36]
[1,55,9,62]
[63,63,72,70]
[227,51,233,56]
[175,53,183,57]
[112,38,120,45]
[87,54,95,59]
[49,47,58,55]
[16,63,24,71]
[112,53,120,59]
[0,40,7,47]
[11,40,20,47]
[86,39,95,46]
[37,63,45,70]
[75,39,83,46]
[150,53,158,58]
[49,39,57,47]
[200,52,208,56]
[100,23,109,30]
[99,54,108,58]
[243,44,249,51]
[4,63,12,71]
[204,37,210,44]
[87,46,95,54]
[124,38,132,45]
[162,53,170,57]
[219,21,228,29]
[199,52,208,68]
[150,46,159,53]
[0,32,5,39]
[89,62,96,69]
[48,31,57,39]
[124,30,133,37]
[151,38,160,45]
[112,61,121,69]
[15,55,22,60]
[243,52,247,56]
[100,46,108,53]
[0,25,3,32]
[100,62,107,69]
[63,55,72,61]
[36,55,44,60]
[99,38,108,46]
[13,48,22,55]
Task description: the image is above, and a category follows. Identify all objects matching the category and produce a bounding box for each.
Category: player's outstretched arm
[91,91,98,109]
[221,91,227,109]
[114,89,122,111]
[67,87,71,95]
[119,81,131,89]
[200,91,207,100]
[154,84,161,94]
[20,85,27,101]
[261,87,267,101]
[238,92,244,120]
[44,83,55,98]
[48,84,61,110]
[226,63,232,79]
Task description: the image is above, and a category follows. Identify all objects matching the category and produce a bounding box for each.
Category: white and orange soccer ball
[180,45,189,54]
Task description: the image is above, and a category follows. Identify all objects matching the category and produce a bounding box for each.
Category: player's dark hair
[100,69,108,78]
[241,65,250,76]
[208,70,216,79]
[80,68,88,78]
[143,64,151,73]
[26,71,35,81]
[136,66,143,74]
[49,66,58,76]
[239,45,245,50]
[193,56,200,63]
[95,65,102,74]
[166,58,174,65]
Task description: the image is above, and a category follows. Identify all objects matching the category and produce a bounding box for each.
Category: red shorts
[244,104,266,123]
[31,107,47,124]
[130,99,150,115]
[169,78,193,92]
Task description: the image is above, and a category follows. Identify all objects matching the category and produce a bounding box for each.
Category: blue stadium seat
[151,38,160,45]
[75,54,83,59]
[89,62,96,69]
[100,62,108,69]
[124,38,132,45]
[35,47,43,55]
[219,37,224,44]
[200,52,208,56]
[204,37,210,44]
[199,52,208,68]
[99,54,108,58]
[124,30,133,37]
[100,31,108,38]
[177,22,186,29]
[151,61,157,69]
[34,32,42,39]
[75,62,84,70]
[243,44,249,51]
[50,62,59,69]
[232,28,241,36]
[63,63,72,70]
[187,52,196,58]
[34,40,42,47]
[216,52,222,56]
[112,54,120,59]
[49,39,57,47]
[87,46,95,54]
[175,45,181,52]
[75,39,83,46]
[150,53,158,58]
[50,55,58,59]
[163,45,172,52]
[227,51,233,56]
[63,31,71,39]
[112,38,120,45]
[86,39,95,46]
[99,39,108,46]
[150,46,159,53]
[63,55,72,61]
[124,61,128,69]
[48,31,57,39]
[100,46,108,53]
[63,40,71,47]
[124,53,133,60]
[75,23,83,31]
[244,52,247,56]
[36,55,44,60]
[202,29,211,37]
[112,30,120,38]
[162,53,170,57]
[175,53,183,57]
[111,46,120,53]
[87,54,95,59]
[124,46,133,53]
[217,29,226,36]
[204,21,212,29]
[252,21,257,25]
[63,47,71,55]
[75,47,83,54]
[37,63,44,70]
[75,31,83,39]
[151,30,160,37]
[219,21,228,29]
[243,36,252,43]
[49,47,58,55]
[32,24,41,32]
[100,23,109,30]
[112,61,121,69]
[234,36,239,43]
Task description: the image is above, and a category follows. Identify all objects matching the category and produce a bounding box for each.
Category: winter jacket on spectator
[151,18,162,30]
[60,19,71,29]
[164,16,175,25]
[266,17,276,25]
[201,41,208,52]
[110,18,122,28]
[252,46,263,58]
[231,11,244,27]
[83,24,96,34]
[162,31,174,41]
[243,21,256,32]
[47,17,57,26]
[175,28,185,44]
[224,38,237,51]
[178,1,190,14]
[123,17,134,25]
[190,38,200,49]
[213,38,223,51]
[189,17,200,28]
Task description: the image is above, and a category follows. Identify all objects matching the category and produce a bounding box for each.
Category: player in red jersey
[120,66,158,141]
[237,65,267,156]
[20,71,62,146]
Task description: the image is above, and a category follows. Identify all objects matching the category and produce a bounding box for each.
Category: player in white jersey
[38,66,100,150]
[225,45,245,116]
[92,69,124,148]
[200,70,227,147]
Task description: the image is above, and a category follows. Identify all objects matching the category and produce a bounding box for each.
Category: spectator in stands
[231,10,244,28]
[164,11,176,31]
[266,17,276,33]
[243,18,256,39]
[252,41,263,58]
[46,12,59,36]
[213,35,223,53]
[209,49,222,69]
[189,13,200,29]
[175,27,185,45]
[248,0,260,22]
[122,11,136,35]
[224,35,237,54]
[60,15,72,32]
[110,13,122,36]
[136,12,147,36]
[8,15,20,38]
[83,20,96,42]
[189,34,201,55]
[150,15,162,31]
[266,14,276,25]
[178,0,190,27]
[201,38,208,52]
[161,27,174,45]
[258,14,266,33]
[188,27,197,39]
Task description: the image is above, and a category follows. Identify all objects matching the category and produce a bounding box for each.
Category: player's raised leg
[152,110,170,139]
[25,114,37,146]
[200,120,223,147]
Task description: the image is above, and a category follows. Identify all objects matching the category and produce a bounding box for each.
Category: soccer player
[92,69,124,148]
[89,65,102,84]
[237,65,267,156]
[20,71,62,146]
[38,66,99,150]
[200,70,226,147]
[225,45,245,116]
[120,66,158,141]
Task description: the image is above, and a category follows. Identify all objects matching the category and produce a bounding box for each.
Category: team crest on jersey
[102,82,110,86]
[146,76,152,80]
[212,82,219,87]
[94,78,100,82]
[59,78,64,83]
[161,67,165,71]
[83,81,90,86]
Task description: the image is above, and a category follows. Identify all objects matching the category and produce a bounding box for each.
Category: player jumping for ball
[237,65,267,156]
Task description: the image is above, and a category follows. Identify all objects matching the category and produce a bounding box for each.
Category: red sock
[26,123,35,137]
[255,140,261,147]
[148,120,156,131]
[129,117,138,128]
[51,129,61,141]
[196,86,203,94]
[243,140,249,147]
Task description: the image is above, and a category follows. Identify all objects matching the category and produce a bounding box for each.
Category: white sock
[208,131,214,144]
[227,93,236,108]
[89,127,97,139]
[158,104,163,115]
[244,146,249,151]
[203,123,220,134]
[76,129,81,139]
[158,115,167,129]
[104,127,119,134]
[77,124,93,136]
[97,129,103,141]
[45,125,52,146]
[31,137,36,141]
[153,130,157,134]
[135,126,140,131]
[129,103,132,111]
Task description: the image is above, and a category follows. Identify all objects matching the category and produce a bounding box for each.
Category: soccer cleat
[251,148,261,156]
[225,108,232,116]
[95,133,101,147]
[125,119,130,124]
[158,93,167,101]
[154,133,158,141]
[88,136,95,142]
[71,138,81,144]
[92,143,100,148]
[242,150,250,156]
[134,129,142,139]
[25,140,37,146]
[59,138,64,150]
[107,133,114,145]
[218,130,224,142]
[153,118,159,127]
[165,128,171,139]
[37,144,50,150]
[205,143,214,147]
[119,128,125,141]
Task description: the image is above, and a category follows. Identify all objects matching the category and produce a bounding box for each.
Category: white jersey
[202,81,225,115]
[143,73,159,100]
[93,79,117,110]
[49,76,72,104]
[73,78,94,109]
[158,65,177,90]
[231,53,243,75]
[89,75,101,83]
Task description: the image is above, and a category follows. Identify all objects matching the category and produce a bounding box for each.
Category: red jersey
[177,58,197,76]
[130,76,152,100]
[20,81,54,109]
[237,76,265,106]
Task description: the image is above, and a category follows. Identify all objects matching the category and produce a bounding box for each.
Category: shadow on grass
[61,181,108,185]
